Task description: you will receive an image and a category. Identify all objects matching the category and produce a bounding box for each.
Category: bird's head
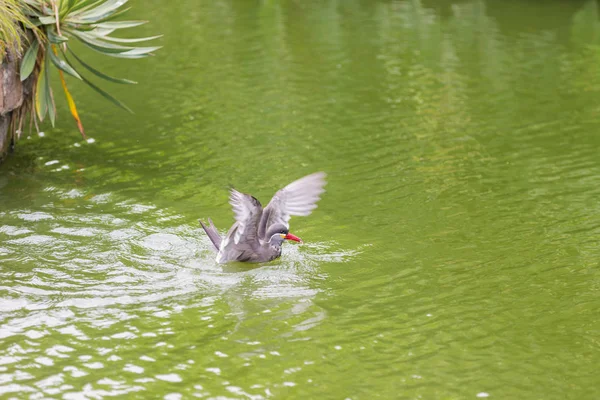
[267,224,303,246]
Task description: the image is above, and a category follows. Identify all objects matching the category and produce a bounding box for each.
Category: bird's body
[200,172,327,264]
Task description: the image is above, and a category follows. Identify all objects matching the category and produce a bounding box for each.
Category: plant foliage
[0,0,37,62]
[18,0,161,137]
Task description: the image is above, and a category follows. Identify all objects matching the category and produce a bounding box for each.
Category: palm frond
[10,0,160,136]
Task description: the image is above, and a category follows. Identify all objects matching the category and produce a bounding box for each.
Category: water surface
[2,0,600,398]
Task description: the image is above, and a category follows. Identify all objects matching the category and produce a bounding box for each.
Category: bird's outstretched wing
[228,189,263,245]
[199,218,221,251]
[258,172,327,239]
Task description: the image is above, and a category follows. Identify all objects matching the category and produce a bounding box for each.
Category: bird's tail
[199,218,222,251]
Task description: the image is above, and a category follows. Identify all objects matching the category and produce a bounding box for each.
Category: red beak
[284,233,303,243]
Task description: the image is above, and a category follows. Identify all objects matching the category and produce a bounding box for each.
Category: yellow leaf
[58,69,86,138]
[52,44,86,138]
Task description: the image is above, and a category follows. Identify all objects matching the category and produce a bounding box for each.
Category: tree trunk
[0,53,24,162]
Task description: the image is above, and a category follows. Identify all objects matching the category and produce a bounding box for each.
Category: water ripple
[0,188,356,387]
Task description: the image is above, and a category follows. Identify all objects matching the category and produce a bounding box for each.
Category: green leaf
[71,31,159,58]
[103,34,162,43]
[77,40,136,56]
[45,53,55,127]
[119,46,161,56]
[94,6,131,23]
[97,52,147,59]
[20,39,39,81]
[80,74,133,113]
[48,45,82,80]
[67,5,133,25]
[69,0,104,14]
[92,20,146,29]
[96,50,155,59]
[48,30,69,44]
[59,0,71,13]
[71,39,159,58]
[70,30,133,52]
[38,15,56,25]
[35,55,49,120]
[68,49,136,84]
[73,0,129,22]
[40,2,54,15]
[22,6,43,18]
[89,27,116,37]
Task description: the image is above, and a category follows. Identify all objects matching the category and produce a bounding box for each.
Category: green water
[3,0,600,398]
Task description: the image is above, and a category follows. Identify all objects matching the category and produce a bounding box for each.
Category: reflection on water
[2,0,600,398]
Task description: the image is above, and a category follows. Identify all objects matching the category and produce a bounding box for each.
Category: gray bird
[200,172,327,263]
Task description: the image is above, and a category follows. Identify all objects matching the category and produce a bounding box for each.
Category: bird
[200,172,327,263]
